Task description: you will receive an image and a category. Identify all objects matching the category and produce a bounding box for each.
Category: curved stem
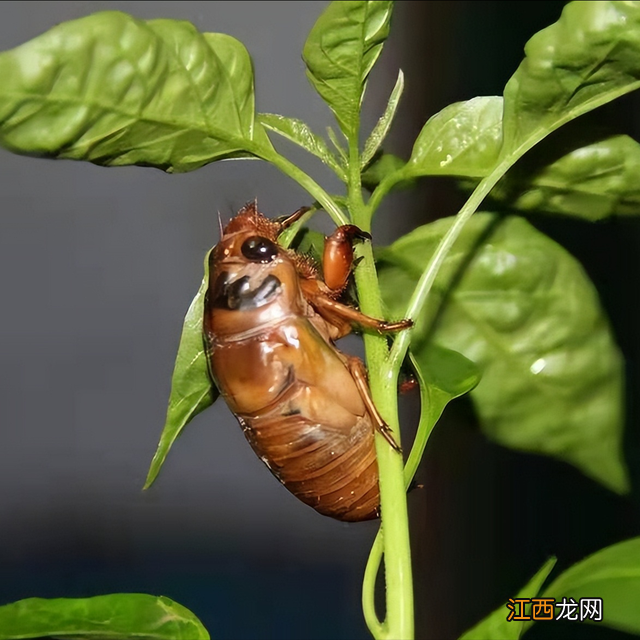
[367,169,406,218]
[362,531,385,637]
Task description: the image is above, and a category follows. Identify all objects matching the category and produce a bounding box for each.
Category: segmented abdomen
[238,384,379,521]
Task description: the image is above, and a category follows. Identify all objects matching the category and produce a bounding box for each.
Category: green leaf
[413,95,640,220]
[361,69,404,169]
[491,133,640,220]
[458,558,556,640]
[145,249,218,489]
[0,11,271,173]
[303,0,393,141]
[403,345,480,487]
[501,1,640,159]
[258,113,346,181]
[377,213,628,494]
[0,593,209,640]
[404,96,503,178]
[541,537,640,635]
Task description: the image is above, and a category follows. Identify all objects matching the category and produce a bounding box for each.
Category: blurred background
[0,2,639,639]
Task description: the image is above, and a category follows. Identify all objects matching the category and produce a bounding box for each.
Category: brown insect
[203,202,411,521]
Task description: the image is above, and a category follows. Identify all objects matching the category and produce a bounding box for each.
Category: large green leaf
[377,214,628,493]
[423,96,640,220]
[490,133,640,220]
[501,1,640,158]
[0,594,209,640]
[145,250,218,489]
[541,537,640,635]
[392,91,640,220]
[0,11,271,172]
[302,0,393,141]
[458,558,556,640]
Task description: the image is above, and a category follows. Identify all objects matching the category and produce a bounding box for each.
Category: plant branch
[367,169,406,217]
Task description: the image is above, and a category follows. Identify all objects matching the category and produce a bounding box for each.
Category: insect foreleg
[274,206,311,232]
[323,225,371,291]
[347,356,402,452]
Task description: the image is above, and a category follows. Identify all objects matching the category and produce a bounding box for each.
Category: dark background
[0,2,638,639]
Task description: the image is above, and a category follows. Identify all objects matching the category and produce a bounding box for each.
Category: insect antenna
[217,210,224,239]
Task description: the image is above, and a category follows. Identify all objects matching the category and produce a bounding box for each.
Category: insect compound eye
[241,236,279,263]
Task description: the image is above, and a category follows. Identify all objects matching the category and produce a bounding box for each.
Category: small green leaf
[459,558,556,640]
[542,537,640,635]
[404,96,503,179]
[361,152,410,192]
[145,249,218,489]
[0,11,270,172]
[491,133,640,220]
[0,593,209,640]
[258,113,346,181]
[303,0,394,141]
[361,69,404,169]
[378,213,628,493]
[403,345,480,487]
[501,1,640,159]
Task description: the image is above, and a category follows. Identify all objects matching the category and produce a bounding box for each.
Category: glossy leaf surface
[0,594,209,640]
[0,12,270,172]
[303,1,393,141]
[501,1,640,157]
[378,214,628,493]
[405,96,503,178]
[491,133,640,220]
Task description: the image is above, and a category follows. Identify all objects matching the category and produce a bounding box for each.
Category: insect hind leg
[347,357,402,453]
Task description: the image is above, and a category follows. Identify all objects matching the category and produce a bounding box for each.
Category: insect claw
[378,422,403,453]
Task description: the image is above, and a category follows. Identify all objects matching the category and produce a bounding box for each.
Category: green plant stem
[361,156,514,640]
[363,531,385,635]
[364,359,438,624]
[367,169,405,217]
[350,145,414,640]
[249,143,348,226]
